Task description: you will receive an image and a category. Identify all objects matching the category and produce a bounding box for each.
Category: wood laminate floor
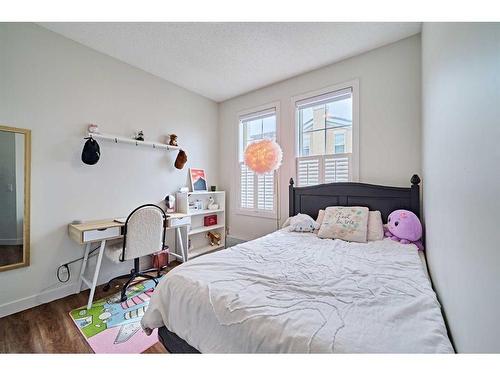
[0,263,180,353]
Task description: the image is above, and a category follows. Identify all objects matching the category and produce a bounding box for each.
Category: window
[334,133,346,154]
[295,84,357,186]
[238,106,277,216]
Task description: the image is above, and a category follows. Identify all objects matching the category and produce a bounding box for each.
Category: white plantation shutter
[240,163,254,209]
[239,164,276,212]
[324,154,350,183]
[296,154,352,186]
[297,157,320,186]
[257,172,274,210]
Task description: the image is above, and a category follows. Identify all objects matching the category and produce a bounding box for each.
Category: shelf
[88,133,180,151]
[187,191,224,195]
[189,244,224,259]
[189,224,225,235]
[188,209,224,216]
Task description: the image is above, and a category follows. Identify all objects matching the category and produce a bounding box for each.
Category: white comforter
[142,230,453,353]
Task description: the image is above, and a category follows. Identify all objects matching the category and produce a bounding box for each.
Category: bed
[141,175,454,353]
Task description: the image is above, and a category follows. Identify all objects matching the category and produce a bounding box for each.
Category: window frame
[292,79,359,185]
[234,101,281,219]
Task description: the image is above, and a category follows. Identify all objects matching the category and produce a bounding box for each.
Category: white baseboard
[0,259,134,318]
[0,283,77,318]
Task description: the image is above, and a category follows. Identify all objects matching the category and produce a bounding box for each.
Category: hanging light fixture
[244,139,283,174]
[244,139,283,230]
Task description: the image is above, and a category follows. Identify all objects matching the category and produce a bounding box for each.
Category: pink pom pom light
[244,139,283,174]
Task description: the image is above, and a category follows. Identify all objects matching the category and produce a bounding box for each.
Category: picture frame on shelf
[189,168,208,191]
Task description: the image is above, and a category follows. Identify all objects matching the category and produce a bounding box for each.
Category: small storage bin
[204,215,217,226]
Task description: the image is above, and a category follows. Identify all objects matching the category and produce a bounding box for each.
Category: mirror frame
[0,125,31,272]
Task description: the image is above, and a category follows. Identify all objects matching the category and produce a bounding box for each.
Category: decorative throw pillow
[367,210,384,241]
[289,214,320,233]
[317,206,369,242]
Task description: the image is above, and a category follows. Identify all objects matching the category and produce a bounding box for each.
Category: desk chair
[104,204,167,302]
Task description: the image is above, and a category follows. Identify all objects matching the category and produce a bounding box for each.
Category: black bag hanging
[81,137,100,165]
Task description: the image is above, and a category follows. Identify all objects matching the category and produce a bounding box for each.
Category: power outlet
[58,265,70,281]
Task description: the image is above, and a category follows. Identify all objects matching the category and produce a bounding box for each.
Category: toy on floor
[207,231,221,246]
[384,209,424,250]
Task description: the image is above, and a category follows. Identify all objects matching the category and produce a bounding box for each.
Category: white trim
[0,283,77,318]
[291,79,360,183]
[352,79,360,182]
[239,107,276,122]
[234,101,281,219]
[236,101,280,121]
[295,87,352,109]
[233,206,278,219]
[0,258,134,318]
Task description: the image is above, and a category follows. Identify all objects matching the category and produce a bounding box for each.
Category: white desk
[68,213,189,310]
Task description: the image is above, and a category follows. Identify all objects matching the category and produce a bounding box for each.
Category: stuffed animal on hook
[168,134,178,147]
[134,131,144,141]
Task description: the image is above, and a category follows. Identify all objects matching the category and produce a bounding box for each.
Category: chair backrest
[121,204,166,261]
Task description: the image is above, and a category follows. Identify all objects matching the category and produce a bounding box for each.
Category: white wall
[0,23,219,316]
[422,23,500,353]
[219,35,422,241]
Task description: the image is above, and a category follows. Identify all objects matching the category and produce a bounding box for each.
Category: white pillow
[367,210,384,241]
[316,209,325,226]
[287,214,320,232]
[282,216,292,227]
[317,206,369,243]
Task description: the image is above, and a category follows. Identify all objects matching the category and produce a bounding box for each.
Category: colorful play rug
[69,278,160,353]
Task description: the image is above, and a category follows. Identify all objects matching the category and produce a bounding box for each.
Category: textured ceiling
[39,22,421,102]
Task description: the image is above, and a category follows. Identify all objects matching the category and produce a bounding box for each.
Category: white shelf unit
[176,191,226,260]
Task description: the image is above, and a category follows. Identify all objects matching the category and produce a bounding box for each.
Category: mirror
[0,125,30,271]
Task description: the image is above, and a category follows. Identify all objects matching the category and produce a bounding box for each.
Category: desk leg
[176,227,187,262]
[86,240,106,310]
[76,243,91,294]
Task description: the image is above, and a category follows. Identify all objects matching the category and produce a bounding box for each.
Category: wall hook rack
[87,132,180,151]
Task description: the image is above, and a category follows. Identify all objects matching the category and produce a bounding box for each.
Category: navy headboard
[289,175,421,222]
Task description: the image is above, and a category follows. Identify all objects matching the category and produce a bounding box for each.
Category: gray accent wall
[422,23,500,352]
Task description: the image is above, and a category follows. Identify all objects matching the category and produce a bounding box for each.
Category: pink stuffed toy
[384,209,424,250]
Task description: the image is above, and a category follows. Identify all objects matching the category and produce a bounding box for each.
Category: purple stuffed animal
[384,209,424,250]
